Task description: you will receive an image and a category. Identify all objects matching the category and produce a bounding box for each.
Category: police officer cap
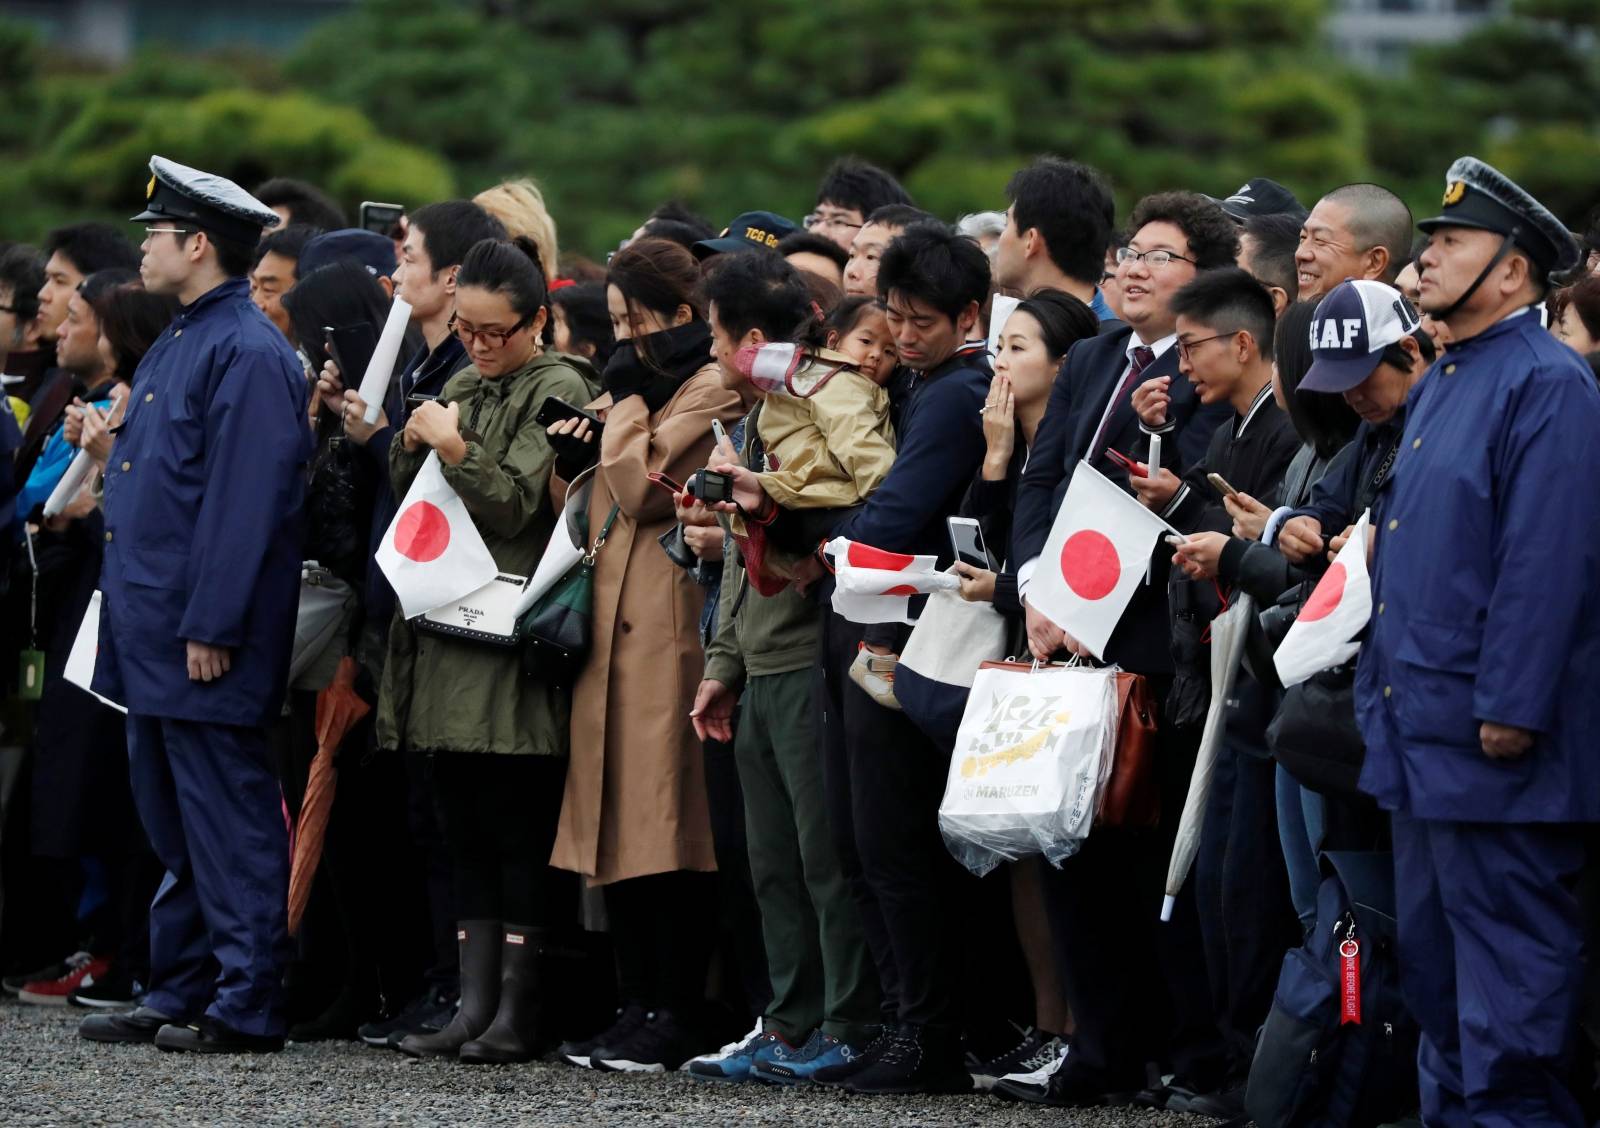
[1417,156,1580,280]
[130,156,280,247]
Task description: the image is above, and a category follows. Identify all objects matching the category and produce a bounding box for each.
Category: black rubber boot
[459,925,545,1064]
[398,920,500,1059]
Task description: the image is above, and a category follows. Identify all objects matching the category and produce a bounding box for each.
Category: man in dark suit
[998,191,1239,1109]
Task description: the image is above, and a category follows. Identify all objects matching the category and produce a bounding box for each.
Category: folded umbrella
[287,656,370,937]
[1161,593,1254,922]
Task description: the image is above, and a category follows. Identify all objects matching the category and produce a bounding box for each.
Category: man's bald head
[1322,183,1413,284]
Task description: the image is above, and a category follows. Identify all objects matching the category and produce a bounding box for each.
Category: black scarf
[603,321,711,412]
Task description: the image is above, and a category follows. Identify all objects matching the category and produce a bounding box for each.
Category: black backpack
[1246,850,1419,1128]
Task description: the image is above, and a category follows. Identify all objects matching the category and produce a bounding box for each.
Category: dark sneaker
[992,1043,1071,1102]
[994,1052,1137,1107]
[812,1023,892,1087]
[592,1009,708,1073]
[154,1015,284,1054]
[1186,1082,1247,1120]
[972,1026,1063,1091]
[843,1022,973,1095]
[1132,1073,1205,1112]
[357,984,457,1048]
[558,1003,646,1068]
[685,1024,783,1083]
[751,1029,864,1085]
[80,1006,174,1045]
[68,968,142,1009]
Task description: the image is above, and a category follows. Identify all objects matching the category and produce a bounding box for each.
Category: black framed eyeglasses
[1176,332,1237,361]
[1116,247,1196,269]
[448,313,532,348]
[804,211,864,234]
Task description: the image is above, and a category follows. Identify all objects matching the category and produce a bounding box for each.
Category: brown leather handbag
[1097,672,1160,829]
[974,661,1160,829]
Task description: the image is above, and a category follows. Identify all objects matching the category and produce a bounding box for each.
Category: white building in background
[1327,0,1508,69]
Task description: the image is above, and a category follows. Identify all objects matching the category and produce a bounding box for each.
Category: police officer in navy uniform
[79,157,310,1053]
[1356,157,1600,1125]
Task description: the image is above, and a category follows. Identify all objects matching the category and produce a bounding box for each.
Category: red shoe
[18,952,111,1006]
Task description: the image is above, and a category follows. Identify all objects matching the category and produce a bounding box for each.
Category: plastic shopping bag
[937,661,1119,876]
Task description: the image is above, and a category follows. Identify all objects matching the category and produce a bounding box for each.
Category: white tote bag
[937,661,1118,876]
[899,588,1008,688]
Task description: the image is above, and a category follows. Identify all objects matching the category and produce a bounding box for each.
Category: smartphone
[689,468,734,504]
[324,323,379,386]
[711,418,728,448]
[406,392,439,411]
[1105,448,1148,479]
[535,395,603,433]
[947,516,992,570]
[647,471,686,496]
[1207,472,1239,498]
[359,201,405,235]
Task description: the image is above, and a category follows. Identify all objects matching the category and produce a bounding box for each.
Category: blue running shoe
[752,1029,863,1085]
[685,1025,785,1083]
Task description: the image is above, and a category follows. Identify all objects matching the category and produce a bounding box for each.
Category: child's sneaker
[848,647,902,711]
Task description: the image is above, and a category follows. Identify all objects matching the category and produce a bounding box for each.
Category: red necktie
[1091,345,1157,463]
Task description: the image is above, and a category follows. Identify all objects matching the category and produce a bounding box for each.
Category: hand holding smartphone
[536,396,603,433]
[1105,448,1148,479]
[947,516,992,569]
[1207,472,1240,498]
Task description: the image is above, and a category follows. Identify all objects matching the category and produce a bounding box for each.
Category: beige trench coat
[550,364,744,885]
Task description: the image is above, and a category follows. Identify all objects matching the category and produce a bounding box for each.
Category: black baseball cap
[692,211,799,260]
[1208,178,1308,224]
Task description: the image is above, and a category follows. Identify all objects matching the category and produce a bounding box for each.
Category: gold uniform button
[1384,685,1392,699]
[1412,437,1421,450]
[104,531,113,543]
[144,392,154,403]
[120,461,131,472]
[1379,602,1386,615]
[1388,518,1399,531]
[174,329,183,338]
[1444,363,1456,375]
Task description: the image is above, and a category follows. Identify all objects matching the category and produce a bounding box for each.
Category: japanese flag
[1026,461,1175,660]
[826,538,960,625]
[1273,511,1372,687]
[376,451,499,618]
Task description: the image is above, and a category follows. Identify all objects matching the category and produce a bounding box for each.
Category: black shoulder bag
[1266,437,1400,799]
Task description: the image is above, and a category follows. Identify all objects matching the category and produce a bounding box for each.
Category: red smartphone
[1104,448,1148,478]
[647,471,686,495]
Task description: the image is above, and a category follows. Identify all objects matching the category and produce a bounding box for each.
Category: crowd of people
[0,145,1597,1127]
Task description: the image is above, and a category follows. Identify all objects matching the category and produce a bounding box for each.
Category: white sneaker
[686,1019,763,1065]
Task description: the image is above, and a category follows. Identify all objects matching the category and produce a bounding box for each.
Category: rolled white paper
[42,448,94,518]
[1145,434,1162,584]
[359,296,413,424]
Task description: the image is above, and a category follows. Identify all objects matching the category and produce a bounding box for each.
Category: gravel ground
[1,998,1217,1127]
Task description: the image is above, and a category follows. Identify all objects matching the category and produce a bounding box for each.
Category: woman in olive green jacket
[376,237,594,1066]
